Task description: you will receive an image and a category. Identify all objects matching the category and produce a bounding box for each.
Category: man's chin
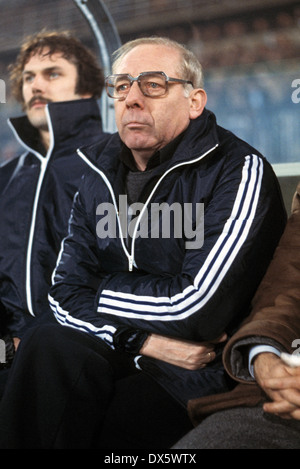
[26,109,48,130]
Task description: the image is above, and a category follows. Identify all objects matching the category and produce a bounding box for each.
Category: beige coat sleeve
[223,182,300,382]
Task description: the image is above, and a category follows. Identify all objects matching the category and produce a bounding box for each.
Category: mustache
[26,96,52,110]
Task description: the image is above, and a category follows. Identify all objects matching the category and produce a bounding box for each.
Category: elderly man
[0,37,286,449]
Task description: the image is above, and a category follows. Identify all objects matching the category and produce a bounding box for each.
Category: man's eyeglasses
[105,71,194,100]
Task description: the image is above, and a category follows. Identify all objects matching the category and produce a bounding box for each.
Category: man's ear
[189,89,207,119]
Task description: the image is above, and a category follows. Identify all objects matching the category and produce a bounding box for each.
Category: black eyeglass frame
[105,71,194,99]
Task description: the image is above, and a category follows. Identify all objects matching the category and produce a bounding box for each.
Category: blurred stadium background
[0,0,299,209]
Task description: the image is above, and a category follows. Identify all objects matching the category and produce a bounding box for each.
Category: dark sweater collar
[120,130,185,172]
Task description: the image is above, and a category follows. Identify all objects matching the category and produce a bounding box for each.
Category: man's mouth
[127,122,146,128]
[124,118,150,129]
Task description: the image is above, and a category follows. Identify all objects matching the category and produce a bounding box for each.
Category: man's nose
[31,75,47,93]
[124,81,145,107]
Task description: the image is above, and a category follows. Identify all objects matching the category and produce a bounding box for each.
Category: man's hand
[254,352,300,419]
[140,333,227,370]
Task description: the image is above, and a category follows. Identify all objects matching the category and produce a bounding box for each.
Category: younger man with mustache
[0,31,109,394]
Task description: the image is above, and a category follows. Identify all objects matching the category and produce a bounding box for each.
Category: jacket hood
[9,98,104,156]
[175,108,219,162]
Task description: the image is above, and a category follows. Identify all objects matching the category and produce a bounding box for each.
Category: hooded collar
[9,98,103,157]
[172,108,219,164]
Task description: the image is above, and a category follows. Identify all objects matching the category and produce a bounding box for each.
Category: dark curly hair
[9,30,104,103]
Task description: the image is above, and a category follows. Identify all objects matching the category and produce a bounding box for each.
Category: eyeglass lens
[108,72,168,98]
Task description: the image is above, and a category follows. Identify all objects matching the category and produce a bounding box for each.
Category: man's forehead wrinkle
[116,45,181,76]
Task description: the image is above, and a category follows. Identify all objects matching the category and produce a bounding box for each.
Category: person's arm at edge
[223,184,300,383]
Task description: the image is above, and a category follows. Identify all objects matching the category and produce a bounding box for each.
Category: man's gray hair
[112,36,204,89]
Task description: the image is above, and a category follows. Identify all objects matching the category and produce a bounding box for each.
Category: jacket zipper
[77,149,132,268]
[8,106,55,316]
[129,144,219,270]
[78,143,218,272]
